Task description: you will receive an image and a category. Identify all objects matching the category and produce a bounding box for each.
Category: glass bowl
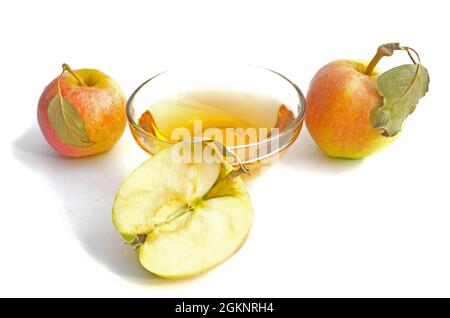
[126,65,305,176]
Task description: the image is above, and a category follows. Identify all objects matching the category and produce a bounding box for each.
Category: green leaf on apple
[47,93,95,147]
[370,64,430,137]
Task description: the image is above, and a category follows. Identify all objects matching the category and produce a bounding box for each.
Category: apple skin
[306,60,396,159]
[37,68,126,157]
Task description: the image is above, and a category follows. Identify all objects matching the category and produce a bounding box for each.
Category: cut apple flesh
[112,144,253,278]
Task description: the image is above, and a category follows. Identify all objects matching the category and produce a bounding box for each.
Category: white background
[1,0,449,297]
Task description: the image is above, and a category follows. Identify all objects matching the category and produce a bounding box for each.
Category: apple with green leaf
[37,64,126,157]
[306,43,430,159]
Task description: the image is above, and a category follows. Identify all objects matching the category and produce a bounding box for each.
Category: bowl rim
[126,65,306,150]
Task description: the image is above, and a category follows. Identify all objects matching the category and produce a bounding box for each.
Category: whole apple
[306,60,395,159]
[38,64,126,157]
[306,43,429,159]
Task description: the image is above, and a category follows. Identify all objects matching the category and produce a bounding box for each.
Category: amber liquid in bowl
[132,88,302,177]
[138,88,295,141]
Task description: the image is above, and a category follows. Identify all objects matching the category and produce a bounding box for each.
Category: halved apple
[112,143,253,278]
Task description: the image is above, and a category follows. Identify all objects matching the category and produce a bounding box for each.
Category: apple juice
[135,88,298,175]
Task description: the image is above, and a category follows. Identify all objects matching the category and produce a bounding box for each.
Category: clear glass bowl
[126,65,305,176]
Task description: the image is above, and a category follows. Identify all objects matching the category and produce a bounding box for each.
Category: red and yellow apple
[306,60,395,159]
[38,64,126,157]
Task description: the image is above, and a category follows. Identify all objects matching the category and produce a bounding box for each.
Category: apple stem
[365,43,422,76]
[364,43,401,75]
[62,63,84,86]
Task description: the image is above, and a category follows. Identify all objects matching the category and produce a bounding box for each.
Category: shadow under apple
[11,125,197,287]
[280,129,363,174]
